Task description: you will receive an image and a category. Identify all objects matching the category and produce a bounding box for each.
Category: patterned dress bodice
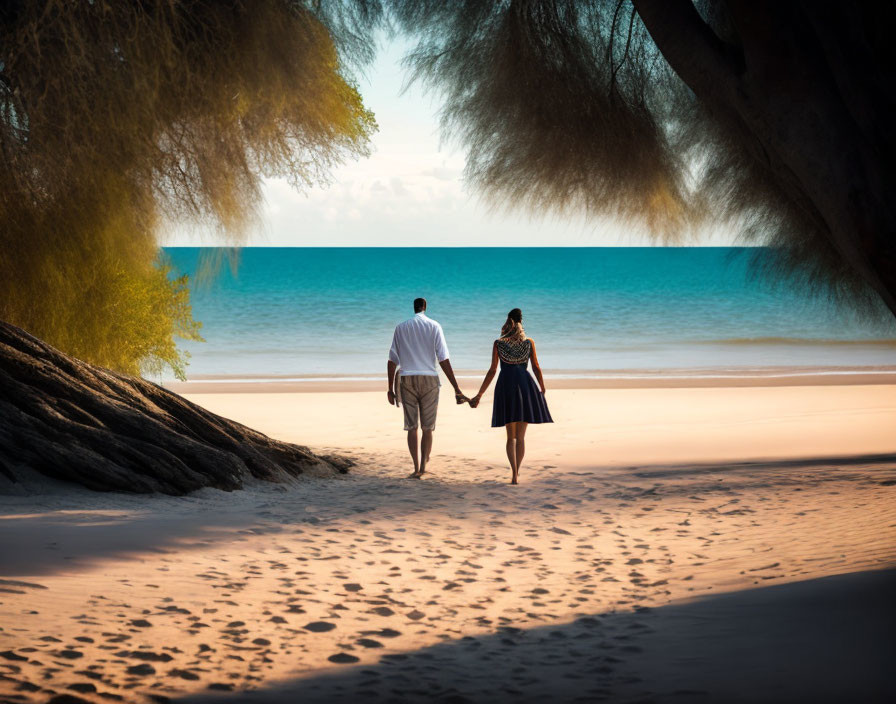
[496,338,531,365]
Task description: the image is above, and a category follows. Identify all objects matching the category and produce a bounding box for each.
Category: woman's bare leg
[505,423,517,483]
[515,422,528,481]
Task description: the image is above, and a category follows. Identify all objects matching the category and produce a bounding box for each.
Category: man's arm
[438,358,463,397]
[387,359,397,406]
[434,324,464,398]
[387,328,400,406]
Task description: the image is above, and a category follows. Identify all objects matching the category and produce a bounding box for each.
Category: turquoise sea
[161,247,896,381]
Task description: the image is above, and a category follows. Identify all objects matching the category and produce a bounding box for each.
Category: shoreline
[161,364,896,394]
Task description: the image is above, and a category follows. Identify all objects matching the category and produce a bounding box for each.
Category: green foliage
[0,0,380,377]
[43,252,202,383]
[103,259,204,383]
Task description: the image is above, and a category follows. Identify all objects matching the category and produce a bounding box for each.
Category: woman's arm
[530,339,547,394]
[470,341,499,408]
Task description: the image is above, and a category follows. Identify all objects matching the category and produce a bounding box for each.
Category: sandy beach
[1,377,895,702]
[4,1,896,702]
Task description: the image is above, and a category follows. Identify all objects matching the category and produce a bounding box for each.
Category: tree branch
[631,0,743,102]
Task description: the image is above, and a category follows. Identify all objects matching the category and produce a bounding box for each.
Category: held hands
[454,386,482,408]
[454,388,481,408]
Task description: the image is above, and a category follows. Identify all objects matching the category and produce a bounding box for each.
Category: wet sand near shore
[161,366,896,394]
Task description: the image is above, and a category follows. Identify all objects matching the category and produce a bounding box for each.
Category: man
[387,297,466,478]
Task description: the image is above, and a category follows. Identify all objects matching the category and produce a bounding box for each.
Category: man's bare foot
[408,471,421,479]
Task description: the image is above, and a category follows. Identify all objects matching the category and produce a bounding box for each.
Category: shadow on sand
[175,568,896,704]
[1,452,894,577]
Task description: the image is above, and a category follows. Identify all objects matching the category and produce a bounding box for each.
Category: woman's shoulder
[496,336,531,343]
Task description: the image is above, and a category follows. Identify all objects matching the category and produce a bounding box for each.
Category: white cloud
[163,39,740,248]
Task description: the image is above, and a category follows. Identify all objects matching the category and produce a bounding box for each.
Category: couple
[386,298,552,484]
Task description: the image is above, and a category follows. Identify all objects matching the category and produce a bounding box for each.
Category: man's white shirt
[389,312,449,379]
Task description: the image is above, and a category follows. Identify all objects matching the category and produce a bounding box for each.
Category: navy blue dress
[491,338,554,428]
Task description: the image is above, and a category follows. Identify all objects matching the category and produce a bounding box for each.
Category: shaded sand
[0,383,895,702]
[183,569,896,704]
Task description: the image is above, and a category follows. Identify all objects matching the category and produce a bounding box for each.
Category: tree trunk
[632,0,896,318]
[0,320,352,494]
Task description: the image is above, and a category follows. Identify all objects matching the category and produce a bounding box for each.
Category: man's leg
[420,429,433,473]
[407,428,420,476]
[417,378,439,475]
[402,379,423,477]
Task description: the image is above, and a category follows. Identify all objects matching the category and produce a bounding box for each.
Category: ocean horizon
[158,247,896,382]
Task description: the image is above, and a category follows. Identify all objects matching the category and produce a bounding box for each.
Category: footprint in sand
[126,663,155,675]
[328,652,360,664]
[0,650,28,661]
[362,628,401,639]
[169,668,200,680]
[116,650,172,662]
[55,649,84,659]
[304,621,336,633]
[0,578,48,592]
[66,682,97,694]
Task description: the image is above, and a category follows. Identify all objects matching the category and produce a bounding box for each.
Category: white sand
[183,383,896,469]
[0,382,894,702]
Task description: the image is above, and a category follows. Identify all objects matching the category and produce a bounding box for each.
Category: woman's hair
[500,308,525,340]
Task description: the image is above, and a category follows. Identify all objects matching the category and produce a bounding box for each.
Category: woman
[470,308,552,484]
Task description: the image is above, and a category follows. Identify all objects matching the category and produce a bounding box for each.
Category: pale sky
[166,39,737,247]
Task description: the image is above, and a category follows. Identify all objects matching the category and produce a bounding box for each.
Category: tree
[0,320,352,493]
[390,0,896,318]
[0,0,379,378]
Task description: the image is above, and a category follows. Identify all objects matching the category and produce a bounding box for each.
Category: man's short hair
[413,297,427,313]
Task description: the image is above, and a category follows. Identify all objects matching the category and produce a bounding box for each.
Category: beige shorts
[400,375,440,431]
